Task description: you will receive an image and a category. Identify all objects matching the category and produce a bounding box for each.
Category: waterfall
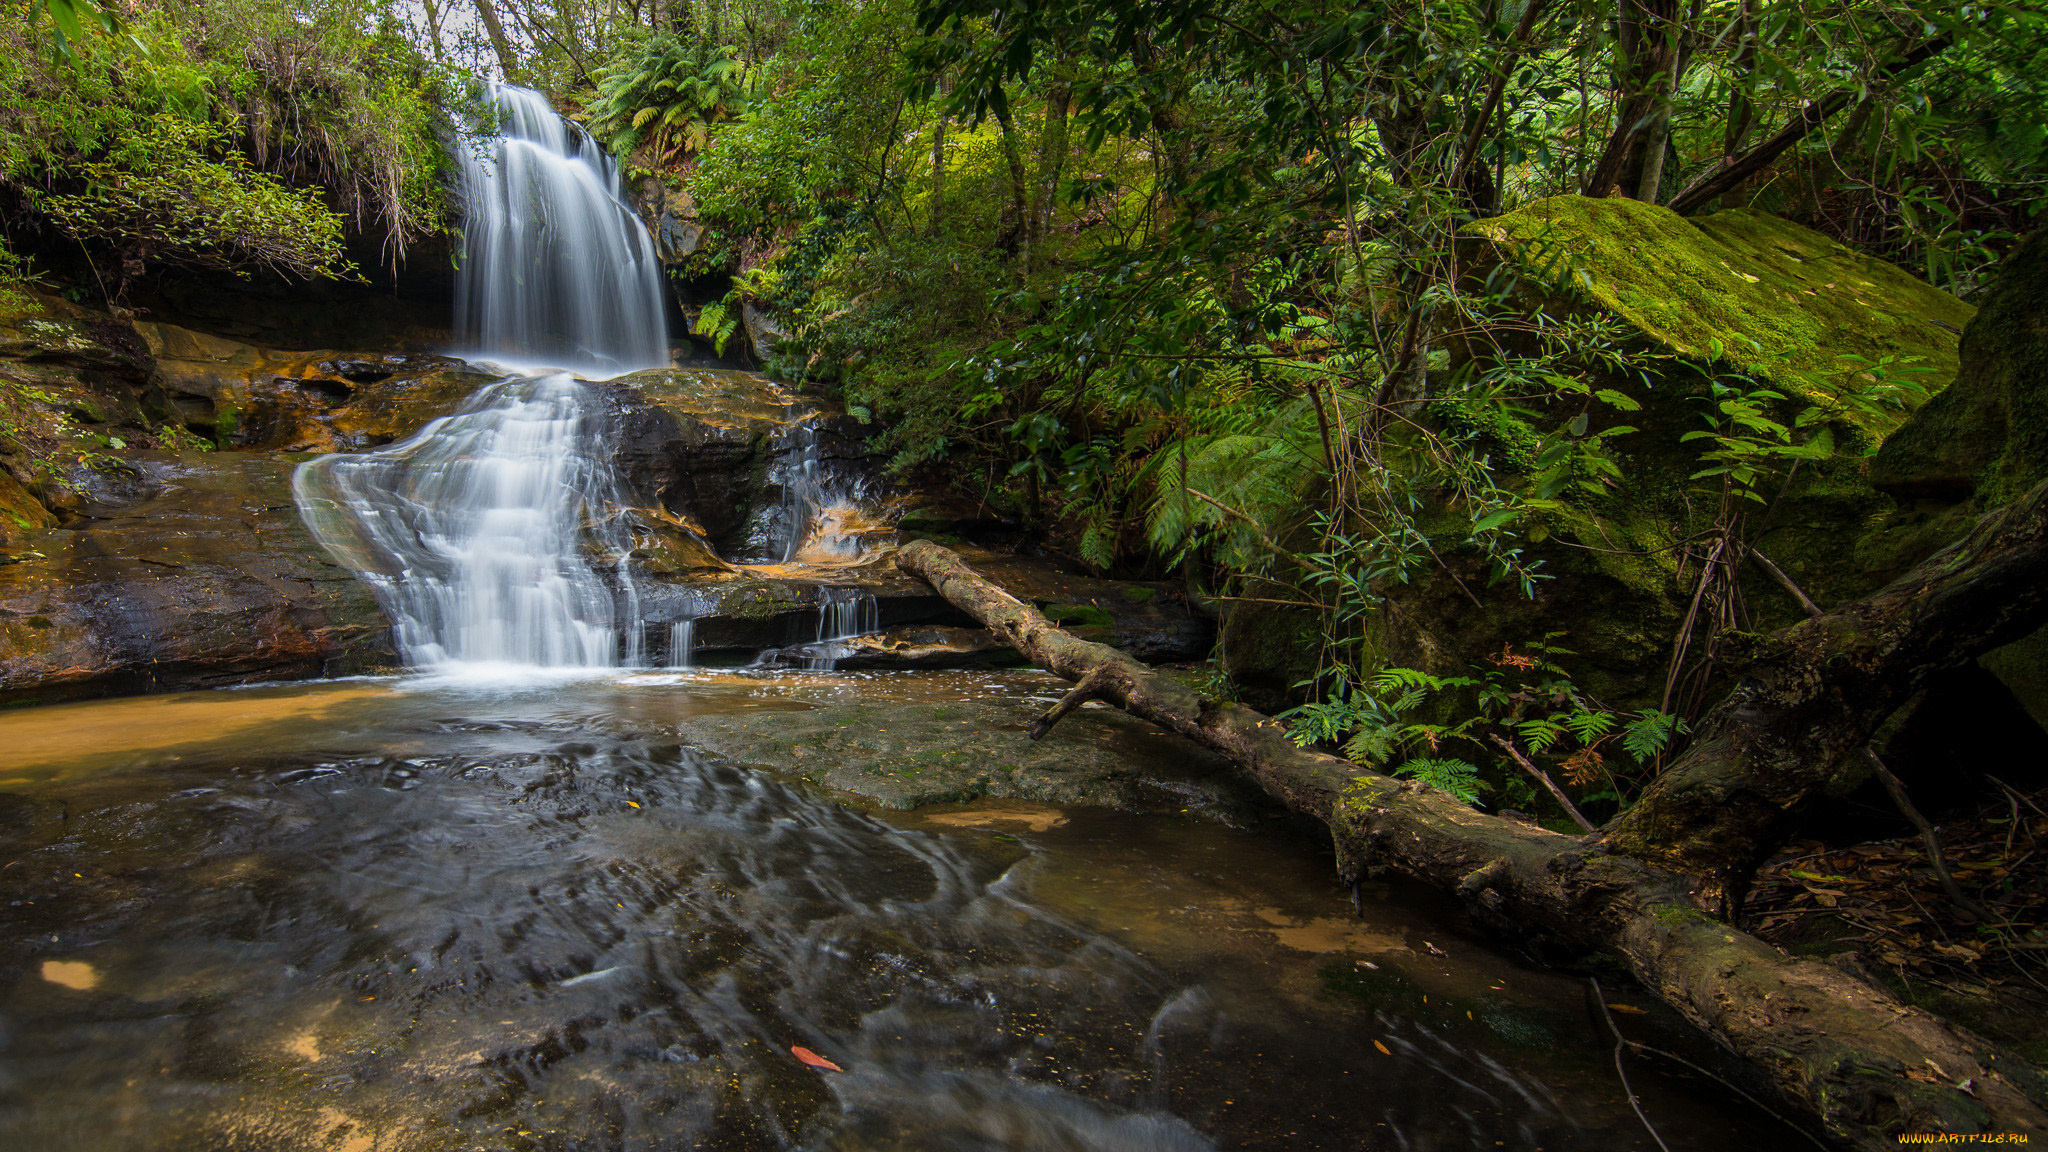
[294,374,644,671]
[669,618,697,669]
[297,87,672,673]
[772,418,873,564]
[453,85,669,375]
[805,588,879,671]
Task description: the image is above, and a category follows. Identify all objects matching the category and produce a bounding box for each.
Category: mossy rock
[1469,196,1973,439]
[1040,601,1116,629]
[1221,599,1325,713]
[0,468,56,548]
[1869,229,2048,505]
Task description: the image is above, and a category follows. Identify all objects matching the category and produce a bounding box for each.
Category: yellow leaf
[1373,1040,1391,1055]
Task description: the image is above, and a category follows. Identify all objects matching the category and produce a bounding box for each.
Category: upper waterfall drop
[453,85,669,375]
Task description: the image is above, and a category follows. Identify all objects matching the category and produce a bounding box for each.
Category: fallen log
[1602,477,2048,893]
[896,537,2048,1149]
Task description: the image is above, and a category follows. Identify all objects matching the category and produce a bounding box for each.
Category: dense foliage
[0,0,461,297]
[4,0,2041,827]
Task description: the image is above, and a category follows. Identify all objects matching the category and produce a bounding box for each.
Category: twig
[1586,978,1674,1152]
[1623,1040,1834,1151]
[1662,534,1728,713]
[1745,544,1822,618]
[1985,775,2048,820]
[1488,732,1596,833]
[1865,749,2001,924]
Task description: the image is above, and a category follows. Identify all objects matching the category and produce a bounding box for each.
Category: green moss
[727,584,805,620]
[1437,397,1540,470]
[1470,196,1973,438]
[1119,585,1157,603]
[1650,902,1711,926]
[1870,229,2048,505]
[1041,602,1115,628]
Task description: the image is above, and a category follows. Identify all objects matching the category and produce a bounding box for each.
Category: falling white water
[805,588,879,671]
[454,85,669,375]
[295,374,644,672]
[773,418,873,564]
[669,618,698,669]
[296,88,675,673]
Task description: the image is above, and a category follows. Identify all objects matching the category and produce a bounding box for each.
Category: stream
[0,672,1790,1150]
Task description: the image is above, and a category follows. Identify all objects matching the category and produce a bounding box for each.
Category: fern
[692,299,738,355]
[1621,709,1689,763]
[1399,757,1489,805]
[584,33,743,165]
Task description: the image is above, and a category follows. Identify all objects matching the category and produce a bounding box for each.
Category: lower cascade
[294,373,643,670]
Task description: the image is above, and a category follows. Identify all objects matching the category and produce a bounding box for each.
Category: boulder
[1869,229,2048,505]
[629,177,703,263]
[1864,229,2048,729]
[0,452,396,703]
[139,321,495,452]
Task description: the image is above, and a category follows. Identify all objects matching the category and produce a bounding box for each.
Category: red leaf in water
[1373,1040,1392,1056]
[791,1046,843,1072]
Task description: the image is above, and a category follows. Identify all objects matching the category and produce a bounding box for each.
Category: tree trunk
[1722,0,1757,158]
[1030,70,1073,260]
[1584,0,1683,199]
[421,0,448,60]
[895,536,2048,1148]
[928,113,947,236]
[1667,33,1952,215]
[995,106,1031,275]
[472,0,522,83]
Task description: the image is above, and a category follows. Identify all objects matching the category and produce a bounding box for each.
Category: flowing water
[299,86,669,674]
[293,373,645,673]
[453,85,669,375]
[0,673,1790,1151]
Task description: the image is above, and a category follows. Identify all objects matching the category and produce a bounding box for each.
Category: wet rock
[0,297,155,390]
[751,626,1020,671]
[0,452,396,703]
[0,295,162,462]
[139,321,493,451]
[629,178,703,263]
[597,367,798,549]
[679,680,1265,817]
[741,302,786,364]
[0,469,57,548]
